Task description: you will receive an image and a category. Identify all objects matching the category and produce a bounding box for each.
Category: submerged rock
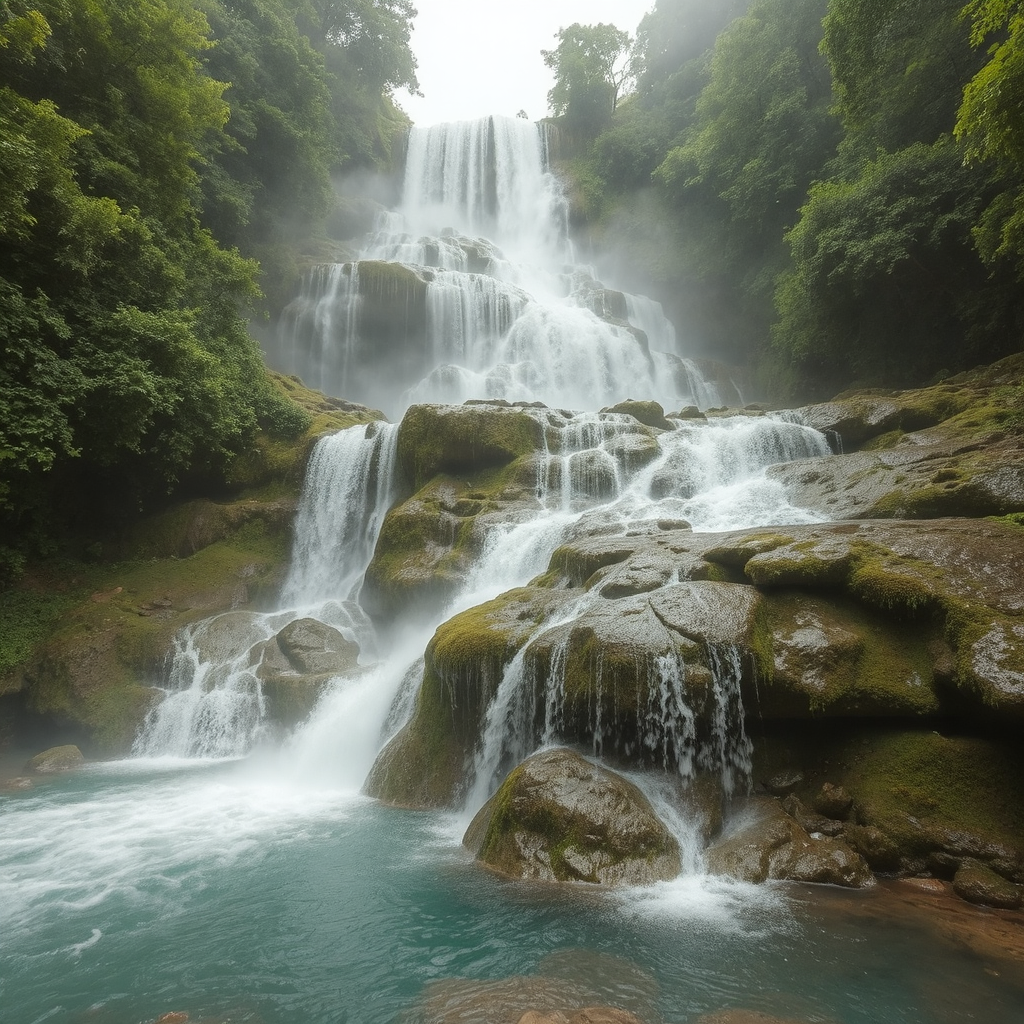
[463,748,681,885]
[25,744,85,774]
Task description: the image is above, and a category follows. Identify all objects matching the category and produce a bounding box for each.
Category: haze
[399,0,655,125]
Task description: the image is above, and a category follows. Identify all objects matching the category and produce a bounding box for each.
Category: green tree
[543,23,632,131]
[772,142,1015,397]
[956,0,1024,276]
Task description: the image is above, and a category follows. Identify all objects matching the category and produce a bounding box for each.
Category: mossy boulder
[706,796,872,888]
[774,356,1024,521]
[25,744,85,774]
[364,587,573,808]
[250,618,363,726]
[548,518,1024,720]
[602,400,673,432]
[463,748,681,885]
[952,859,1023,909]
[751,726,1024,885]
[396,403,545,490]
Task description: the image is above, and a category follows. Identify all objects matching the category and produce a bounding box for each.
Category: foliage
[772,142,1015,396]
[956,0,1024,277]
[543,22,632,132]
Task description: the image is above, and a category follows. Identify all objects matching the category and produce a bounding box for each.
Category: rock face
[706,797,873,888]
[772,355,1024,521]
[463,748,681,885]
[26,744,85,773]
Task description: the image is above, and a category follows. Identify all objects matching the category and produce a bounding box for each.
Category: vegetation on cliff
[0,0,415,580]
[552,0,1024,400]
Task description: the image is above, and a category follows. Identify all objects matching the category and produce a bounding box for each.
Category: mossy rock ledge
[773,354,1024,521]
[463,748,681,885]
[0,373,381,755]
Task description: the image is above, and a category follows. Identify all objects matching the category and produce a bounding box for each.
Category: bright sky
[397,0,656,126]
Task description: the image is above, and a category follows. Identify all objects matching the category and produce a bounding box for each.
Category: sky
[396,0,657,126]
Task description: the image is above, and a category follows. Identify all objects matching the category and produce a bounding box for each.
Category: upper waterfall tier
[271,116,742,418]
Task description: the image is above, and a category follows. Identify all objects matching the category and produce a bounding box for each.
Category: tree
[956,0,1024,276]
[772,141,1015,397]
[543,23,632,131]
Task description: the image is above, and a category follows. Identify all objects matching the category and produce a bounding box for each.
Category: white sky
[396,0,656,126]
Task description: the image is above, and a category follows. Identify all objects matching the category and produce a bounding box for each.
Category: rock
[153,1014,189,1024]
[275,618,360,676]
[26,744,85,774]
[0,776,34,791]
[812,782,853,819]
[707,798,872,888]
[602,400,674,432]
[517,1011,642,1024]
[766,770,804,796]
[365,587,573,808]
[952,859,1023,909]
[463,748,681,886]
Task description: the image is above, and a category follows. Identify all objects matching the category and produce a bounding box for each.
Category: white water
[272,115,738,416]
[5,121,846,992]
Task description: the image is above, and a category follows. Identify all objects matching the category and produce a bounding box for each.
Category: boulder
[706,797,872,888]
[602,400,674,432]
[952,859,1023,909]
[275,618,360,676]
[26,744,85,774]
[463,748,681,886]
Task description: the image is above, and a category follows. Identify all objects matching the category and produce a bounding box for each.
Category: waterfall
[268,115,722,417]
[135,423,400,758]
[284,421,400,607]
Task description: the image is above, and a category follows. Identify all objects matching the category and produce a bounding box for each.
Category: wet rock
[463,748,681,885]
[365,587,573,808]
[401,974,645,1024]
[781,794,845,837]
[812,782,853,820]
[952,859,1023,909]
[707,797,872,888]
[0,776,34,791]
[602,400,673,432]
[697,1012,835,1024]
[25,744,84,774]
[766,770,804,796]
[275,618,360,676]
[517,1012,644,1024]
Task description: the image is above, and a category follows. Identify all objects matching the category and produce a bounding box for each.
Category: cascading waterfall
[134,422,400,759]
[269,115,720,416]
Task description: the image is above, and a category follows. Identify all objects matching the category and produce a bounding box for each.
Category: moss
[763,592,940,718]
[752,724,1024,873]
[396,404,543,490]
[704,533,794,569]
[0,579,85,683]
[226,373,384,494]
[365,666,468,808]
[547,544,635,588]
[744,544,855,588]
[845,731,1024,855]
[860,429,905,452]
[845,547,942,618]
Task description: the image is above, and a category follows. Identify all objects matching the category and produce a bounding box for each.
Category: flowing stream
[3,116,1023,1024]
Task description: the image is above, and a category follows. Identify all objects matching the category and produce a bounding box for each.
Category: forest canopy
[0,0,417,576]
[551,0,1024,400]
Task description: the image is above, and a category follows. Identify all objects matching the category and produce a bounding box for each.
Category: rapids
[4,116,1022,1024]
